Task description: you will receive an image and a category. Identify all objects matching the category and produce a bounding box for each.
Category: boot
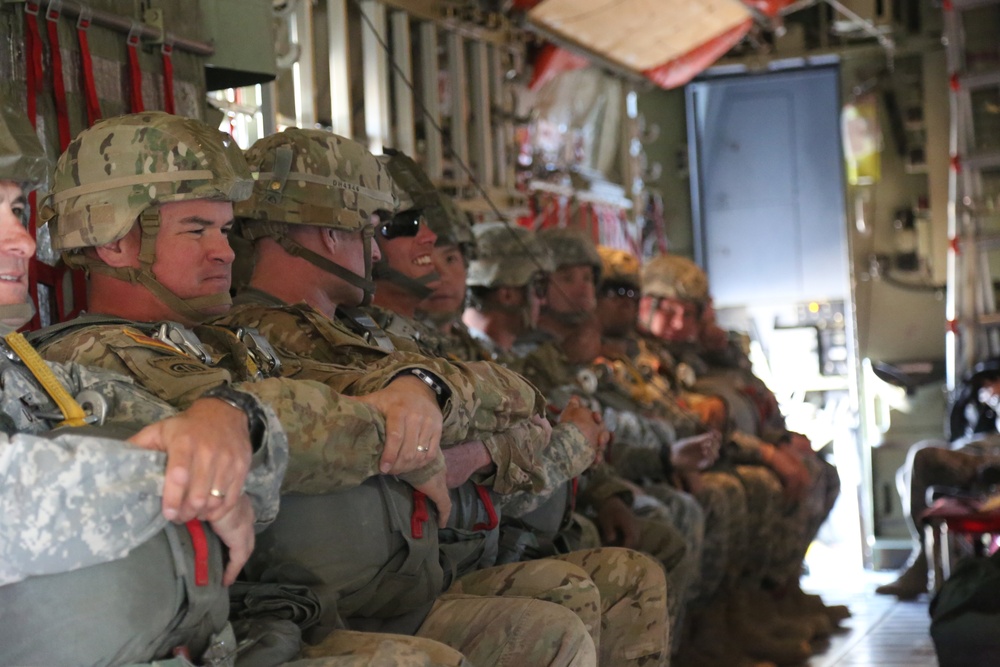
[875,550,928,600]
[727,589,813,665]
[676,600,777,667]
[785,588,851,626]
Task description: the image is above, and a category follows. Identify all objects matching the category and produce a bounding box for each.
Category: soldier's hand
[559,396,610,463]
[443,439,494,488]
[129,396,252,523]
[531,413,553,449]
[671,431,721,473]
[358,375,443,475]
[208,494,256,586]
[597,494,640,549]
[763,444,811,503]
[413,469,452,528]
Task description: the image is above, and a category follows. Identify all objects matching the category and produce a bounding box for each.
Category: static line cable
[354,0,561,283]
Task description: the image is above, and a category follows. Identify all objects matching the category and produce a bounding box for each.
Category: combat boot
[727,588,813,665]
[676,600,776,667]
[874,550,928,600]
[779,586,851,627]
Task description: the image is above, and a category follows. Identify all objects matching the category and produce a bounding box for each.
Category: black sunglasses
[603,285,640,301]
[378,209,424,240]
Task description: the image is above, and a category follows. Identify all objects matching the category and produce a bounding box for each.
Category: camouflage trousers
[693,471,749,599]
[732,465,784,585]
[298,630,470,666]
[415,593,596,667]
[449,547,670,667]
[634,484,704,650]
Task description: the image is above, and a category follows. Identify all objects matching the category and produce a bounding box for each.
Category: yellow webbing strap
[4,332,89,427]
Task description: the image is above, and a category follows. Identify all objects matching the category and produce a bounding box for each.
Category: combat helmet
[641,253,709,303]
[236,129,397,305]
[0,104,49,328]
[597,246,641,291]
[537,227,602,281]
[467,222,553,289]
[42,111,253,322]
[373,149,446,299]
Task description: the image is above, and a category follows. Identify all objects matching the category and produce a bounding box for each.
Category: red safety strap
[185,520,211,586]
[24,1,42,126]
[570,477,579,513]
[472,484,499,532]
[411,490,430,539]
[75,7,102,125]
[126,23,144,112]
[161,41,175,114]
[44,0,71,151]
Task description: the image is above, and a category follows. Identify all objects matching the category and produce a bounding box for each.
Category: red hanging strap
[126,23,144,112]
[161,41,175,114]
[24,1,43,127]
[411,490,430,539]
[44,0,71,151]
[184,520,211,586]
[75,7,102,125]
[472,484,499,532]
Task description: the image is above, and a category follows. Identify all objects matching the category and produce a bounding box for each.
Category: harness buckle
[236,327,282,378]
[155,322,214,365]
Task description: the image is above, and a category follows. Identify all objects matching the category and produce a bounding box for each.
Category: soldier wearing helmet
[219,130,605,667]
[0,107,289,666]
[638,253,709,345]
[536,227,601,338]
[463,222,555,354]
[596,246,642,343]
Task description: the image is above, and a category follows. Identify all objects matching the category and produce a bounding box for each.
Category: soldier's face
[0,181,36,308]
[377,214,438,281]
[150,199,235,316]
[546,264,597,316]
[421,244,467,316]
[639,295,700,343]
[328,218,381,307]
[596,283,639,337]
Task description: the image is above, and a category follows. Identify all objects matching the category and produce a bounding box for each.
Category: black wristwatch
[394,367,452,410]
[202,384,266,453]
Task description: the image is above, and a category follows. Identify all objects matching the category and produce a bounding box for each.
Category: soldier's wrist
[392,367,451,410]
[201,384,266,454]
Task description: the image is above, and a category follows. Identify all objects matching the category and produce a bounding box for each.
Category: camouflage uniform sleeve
[478,420,591,495]
[0,432,167,586]
[236,377,443,493]
[576,462,635,510]
[605,409,674,484]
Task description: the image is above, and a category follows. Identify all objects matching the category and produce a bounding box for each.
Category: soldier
[0,105,289,666]
[877,360,1000,600]
[638,253,847,662]
[366,151,676,667]
[215,127,602,666]
[35,113,576,666]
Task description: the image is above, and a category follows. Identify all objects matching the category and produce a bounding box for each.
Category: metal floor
[802,550,938,667]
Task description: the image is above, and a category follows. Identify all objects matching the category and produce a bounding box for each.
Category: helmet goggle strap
[242,220,378,306]
[82,208,231,323]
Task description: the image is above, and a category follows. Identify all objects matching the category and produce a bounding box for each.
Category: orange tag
[122,327,181,354]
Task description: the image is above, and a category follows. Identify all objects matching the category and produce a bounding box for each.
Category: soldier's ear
[319,228,338,255]
[94,225,141,268]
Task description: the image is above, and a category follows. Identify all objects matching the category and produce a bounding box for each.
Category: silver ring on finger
[416,445,429,453]
[209,488,226,499]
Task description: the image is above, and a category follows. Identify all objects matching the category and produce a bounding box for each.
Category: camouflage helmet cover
[0,104,49,191]
[641,253,709,302]
[537,227,602,278]
[44,111,253,252]
[379,150,473,249]
[237,128,396,231]
[598,246,641,289]
[467,222,554,288]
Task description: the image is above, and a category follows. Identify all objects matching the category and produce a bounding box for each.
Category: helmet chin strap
[372,262,440,300]
[0,301,35,336]
[81,209,232,323]
[242,221,378,306]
